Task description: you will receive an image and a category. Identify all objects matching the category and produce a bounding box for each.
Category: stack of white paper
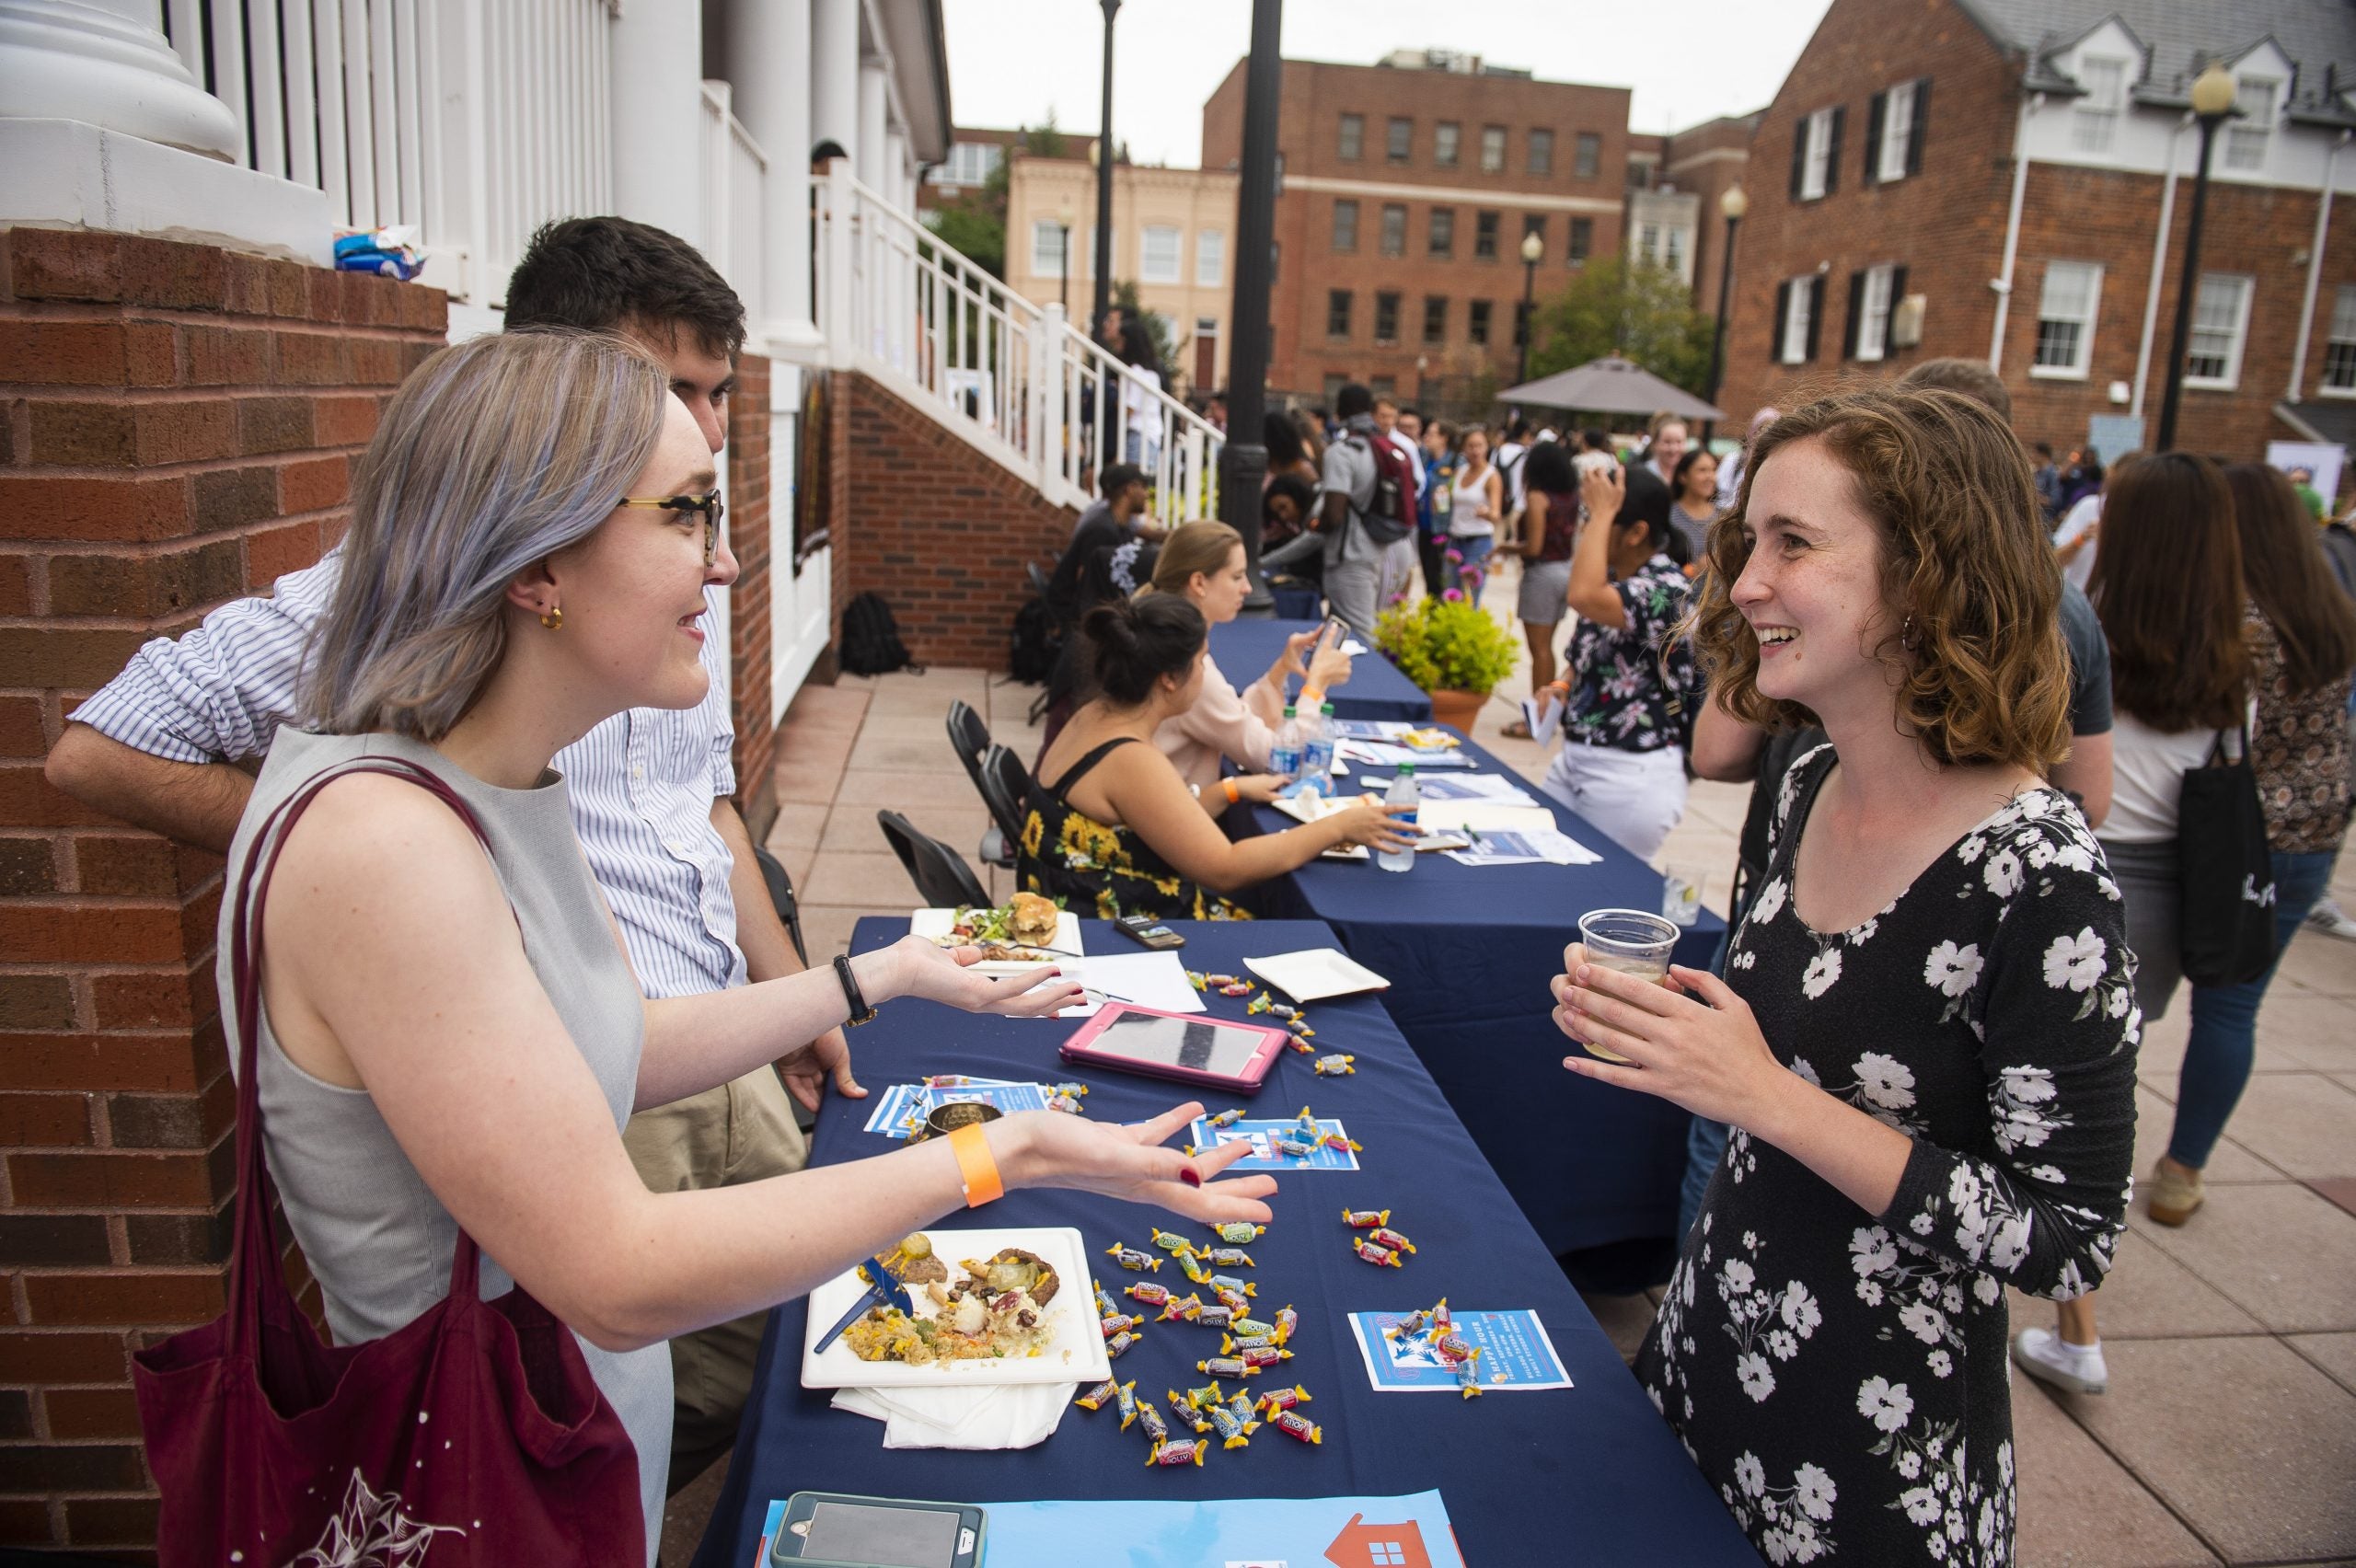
[1446,827,1604,867]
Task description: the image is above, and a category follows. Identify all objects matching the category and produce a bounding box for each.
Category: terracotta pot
[1426,687,1490,734]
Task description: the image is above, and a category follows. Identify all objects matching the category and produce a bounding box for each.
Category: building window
[1436,121,1460,167]
[1387,116,1413,163]
[1195,229,1225,287]
[1481,125,1507,174]
[1374,292,1401,345]
[1575,132,1600,179]
[1338,113,1363,161]
[1522,213,1546,253]
[1469,299,1493,345]
[2185,274,2253,387]
[1423,295,1447,347]
[1030,221,1070,279]
[1796,106,1841,200]
[1665,227,1687,274]
[2071,57,2127,154]
[1569,217,1592,263]
[1140,225,1182,284]
[1380,203,1407,258]
[936,141,1002,187]
[1428,207,1455,258]
[1327,289,1353,340]
[1637,224,1661,266]
[1332,200,1358,253]
[1875,78,1919,181]
[1850,263,1900,362]
[1322,373,1349,407]
[1474,211,1499,260]
[2032,260,2102,377]
[1529,128,1554,176]
[1776,276,1819,364]
[2223,75,2281,171]
[2324,285,2356,393]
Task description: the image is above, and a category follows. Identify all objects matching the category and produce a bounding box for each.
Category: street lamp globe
[2188,63,2236,120]
[1520,230,1545,264]
[1720,185,1749,223]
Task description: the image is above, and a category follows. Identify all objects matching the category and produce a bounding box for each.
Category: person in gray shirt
[1317,383,1417,634]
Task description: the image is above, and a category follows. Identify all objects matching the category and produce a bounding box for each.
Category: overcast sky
[941,0,1835,166]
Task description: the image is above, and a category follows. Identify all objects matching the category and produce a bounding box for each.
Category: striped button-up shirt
[73,549,746,998]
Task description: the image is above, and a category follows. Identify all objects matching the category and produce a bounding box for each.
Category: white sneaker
[2305,898,2356,941]
[2011,1327,2107,1395]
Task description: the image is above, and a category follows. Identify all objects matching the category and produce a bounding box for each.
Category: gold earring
[540,605,564,631]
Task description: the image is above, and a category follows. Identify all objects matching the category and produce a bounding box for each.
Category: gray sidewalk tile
[2289,1332,2356,1399]
[820,802,987,859]
[2008,1231,2265,1342]
[802,848,917,908]
[762,802,829,854]
[844,733,971,775]
[2185,1072,2356,1182]
[2132,1182,2356,1334]
[2012,1380,2220,1568]
[2273,931,2356,997]
[2129,1085,2284,1185]
[795,904,906,963]
[837,767,995,810]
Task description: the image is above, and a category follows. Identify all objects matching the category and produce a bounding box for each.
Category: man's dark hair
[1100,463,1147,498]
[505,217,745,359]
[1399,405,1420,421]
[1582,427,1611,453]
[811,139,849,163]
[1336,382,1374,420]
[1620,463,1673,553]
[1506,415,1532,442]
[1897,356,2011,426]
[1522,439,1576,494]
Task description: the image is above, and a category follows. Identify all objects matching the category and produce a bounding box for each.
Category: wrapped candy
[1202,1247,1253,1269]
[1246,992,1274,1015]
[1212,1286,1250,1316]
[1207,1274,1255,1297]
[1226,1389,1258,1428]
[1207,1108,1246,1129]
[1272,1305,1299,1343]
[1178,1380,1225,1412]
[1268,1408,1324,1445]
[1135,1399,1170,1447]
[1106,1331,1140,1359]
[1267,1001,1300,1020]
[1203,974,1242,987]
[1187,1303,1234,1330]
[1157,1293,1203,1323]
[1272,1136,1318,1159]
[1229,1315,1276,1339]
[1432,1332,1475,1366]
[1213,1222,1265,1244]
[1114,1380,1140,1430]
[1177,1250,1213,1284]
[1342,1208,1392,1229]
[1313,1054,1356,1076]
[1239,1344,1292,1368]
[1104,1244,1161,1272]
[1150,1228,1195,1255]
[1254,1383,1311,1414]
[1148,1438,1207,1467]
[1126,1281,1172,1307]
[1288,1036,1317,1055]
[1218,981,1253,997]
[1293,1106,1322,1136]
[1433,1297,1454,1333]
[1367,1228,1416,1255]
[1321,1131,1362,1153]
[1092,1278,1118,1316]
[1185,970,1208,991]
[1453,1348,1484,1399]
[1196,1356,1250,1380]
[1352,1239,1402,1268]
[1046,1092,1084,1115]
[1075,1378,1121,1411]
[1100,1313,1145,1338]
[1049,1082,1089,1099]
[1206,1401,1253,1448]
[1221,1332,1276,1355]
[1387,1307,1432,1342]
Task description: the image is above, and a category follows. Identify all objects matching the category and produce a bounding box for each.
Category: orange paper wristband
[947,1121,1003,1207]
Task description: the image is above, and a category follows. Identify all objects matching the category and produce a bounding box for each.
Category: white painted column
[729,0,818,349]
[609,0,703,246]
[0,0,238,156]
[856,58,887,190]
[810,0,859,163]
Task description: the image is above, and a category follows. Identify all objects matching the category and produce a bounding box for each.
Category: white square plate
[907,907,1083,974]
[800,1225,1111,1390]
[1243,946,1392,1001]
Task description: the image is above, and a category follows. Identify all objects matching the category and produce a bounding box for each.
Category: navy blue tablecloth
[1237,735,1726,1257]
[1207,619,1433,723]
[690,918,1754,1568]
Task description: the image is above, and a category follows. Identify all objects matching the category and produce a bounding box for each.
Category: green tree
[1525,259,1715,395]
[1111,279,1175,375]
[925,202,1004,278]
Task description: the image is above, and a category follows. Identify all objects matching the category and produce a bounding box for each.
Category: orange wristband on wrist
[947,1121,1003,1207]
[1222,778,1242,804]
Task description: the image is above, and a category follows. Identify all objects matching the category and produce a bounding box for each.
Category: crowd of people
[40,201,2356,1566]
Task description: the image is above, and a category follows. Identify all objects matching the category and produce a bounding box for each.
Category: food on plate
[837,1237,1062,1366]
[930,894,1065,963]
[880,1231,948,1286]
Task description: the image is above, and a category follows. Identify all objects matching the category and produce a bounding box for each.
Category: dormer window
[2072,56,2129,154]
[2223,75,2281,171]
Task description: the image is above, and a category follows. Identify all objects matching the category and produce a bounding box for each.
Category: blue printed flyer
[1348,1309,1575,1393]
[1189,1115,1362,1172]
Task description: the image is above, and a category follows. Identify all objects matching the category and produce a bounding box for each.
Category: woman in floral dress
[1549,387,2139,1565]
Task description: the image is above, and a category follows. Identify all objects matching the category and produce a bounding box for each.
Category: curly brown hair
[1691,386,2073,771]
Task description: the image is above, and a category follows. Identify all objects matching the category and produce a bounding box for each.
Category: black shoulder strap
[1047,736,1140,799]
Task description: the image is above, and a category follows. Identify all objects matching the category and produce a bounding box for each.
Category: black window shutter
[1806,276,1825,361]
[1789,123,1807,200]
[1889,264,1910,314]
[1773,280,1792,361]
[1843,272,1865,358]
[1824,107,1846,195]
[1864,92,1887,187]
[1907,79,1931,177]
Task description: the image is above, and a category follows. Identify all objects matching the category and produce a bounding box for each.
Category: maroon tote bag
[133,760,647,1567]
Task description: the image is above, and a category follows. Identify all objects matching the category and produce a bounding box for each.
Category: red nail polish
[1179,1167,1202,1187]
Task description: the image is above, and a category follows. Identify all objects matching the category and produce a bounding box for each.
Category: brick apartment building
[1201,49,1631,411]
[1718,0,2356,467]
[1633,113,1761,322]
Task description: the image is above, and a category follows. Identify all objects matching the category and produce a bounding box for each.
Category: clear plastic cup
[1574,907,1682,1064]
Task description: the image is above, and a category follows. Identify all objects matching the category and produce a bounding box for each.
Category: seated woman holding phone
[1143,521,1354,803]
[1020,594,1416,920]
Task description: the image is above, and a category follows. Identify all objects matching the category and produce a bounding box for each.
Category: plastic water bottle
[1299,703,1335,786]
[1379,764,1418,873]
[1270,706,1304,781]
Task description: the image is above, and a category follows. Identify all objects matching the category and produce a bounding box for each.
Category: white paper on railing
[1415,801,1561,836]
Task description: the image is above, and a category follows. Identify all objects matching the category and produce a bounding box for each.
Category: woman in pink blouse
[1143,523,1353,808]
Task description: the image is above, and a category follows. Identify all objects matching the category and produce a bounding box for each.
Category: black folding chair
[1025,559,1054,599]
[946,699,992,799]
[976,744,1033,862]
[751,844,810,969]
[877,810,991,907]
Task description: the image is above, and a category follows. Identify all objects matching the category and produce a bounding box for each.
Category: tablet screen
[801,1501,962,1567]
[1086,1010,1270,1077]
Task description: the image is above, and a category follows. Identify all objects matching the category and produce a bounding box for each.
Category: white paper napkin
[831,1381,1076,1449]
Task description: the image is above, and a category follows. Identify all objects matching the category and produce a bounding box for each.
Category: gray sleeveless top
[224,728,670,1562]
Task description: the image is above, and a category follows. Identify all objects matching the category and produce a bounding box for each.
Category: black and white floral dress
[1637,744,2139,1566]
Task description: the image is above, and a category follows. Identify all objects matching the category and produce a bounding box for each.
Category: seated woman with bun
[1145,521,1353,804]
[1020,595,1415,919]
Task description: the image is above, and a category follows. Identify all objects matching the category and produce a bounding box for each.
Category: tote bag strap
[224,756,508,1357]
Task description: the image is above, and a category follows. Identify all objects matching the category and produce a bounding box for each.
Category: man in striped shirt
[43,217,839,1494]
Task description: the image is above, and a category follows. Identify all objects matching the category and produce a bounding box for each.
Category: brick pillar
[725,352,779,838]
[0,227,446,1555]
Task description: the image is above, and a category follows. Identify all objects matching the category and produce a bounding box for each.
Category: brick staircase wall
[723,353,779,837]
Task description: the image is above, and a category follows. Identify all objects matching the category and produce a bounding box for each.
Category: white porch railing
[698,79,768,330]
[816,166,1220,530]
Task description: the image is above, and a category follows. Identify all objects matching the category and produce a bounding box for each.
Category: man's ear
[503,558,559,619]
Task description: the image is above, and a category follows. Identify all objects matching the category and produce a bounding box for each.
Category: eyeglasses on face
[616,490,724,566]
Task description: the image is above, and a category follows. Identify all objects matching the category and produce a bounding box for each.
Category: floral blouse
[1563,554,1697,752]
[2247,608,2354,854]
[1017,737,1252,923]
[1637,744,2138,1566]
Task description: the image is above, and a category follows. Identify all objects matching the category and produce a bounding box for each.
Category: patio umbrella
[1500,355,1722,421]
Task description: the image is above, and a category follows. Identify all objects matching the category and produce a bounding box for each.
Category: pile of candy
[1386,1297,1483,1399]
[1343,1207,1416,1269]
[1188,973,1320,1049]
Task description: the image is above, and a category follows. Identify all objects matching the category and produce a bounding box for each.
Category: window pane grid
[1141,225,1181,284]
[1374,291,1400,344]
[1195,229,1224,287]
[1333,200,1358,253]
[1880,81,1915,179]
[1338,114,1362,161]
[1529,128,1553,175]
[1480,125,1506,174]
[2033,261,2100,374]
[1436,122,1459,167]
[2186,275,2249,384]
[1380,203,1406,258]
[1575,133,1600,179]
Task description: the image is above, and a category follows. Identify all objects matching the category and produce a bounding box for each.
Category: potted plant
[1373,594,1519,733]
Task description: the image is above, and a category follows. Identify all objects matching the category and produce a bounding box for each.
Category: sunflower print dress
[1018,737,1252,922]
[1637,744,2138,1565]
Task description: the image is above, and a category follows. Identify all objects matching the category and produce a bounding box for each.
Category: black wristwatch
[833,952,877,1026]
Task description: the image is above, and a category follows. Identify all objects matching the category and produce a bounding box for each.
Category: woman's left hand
[1549,941,1792,1127]
[1232,773,1288,804]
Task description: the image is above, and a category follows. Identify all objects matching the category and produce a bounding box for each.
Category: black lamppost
[1220,0,1283,611]
[1702,185,1747,444]
[1091,0,1120,336]
[1516,229,1543,385]
[2156,63,2240,453]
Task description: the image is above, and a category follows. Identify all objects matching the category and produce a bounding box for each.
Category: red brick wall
[1,227,445,1555]
[825,371,1074,672]
[724,353,779,838]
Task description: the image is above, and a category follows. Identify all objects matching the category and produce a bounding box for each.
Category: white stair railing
[817,165,1219,530]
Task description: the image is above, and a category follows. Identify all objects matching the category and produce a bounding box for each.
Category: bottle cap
[1400,762,1415,775]
[1320,703,1334,715]
[1282,706,1296,717]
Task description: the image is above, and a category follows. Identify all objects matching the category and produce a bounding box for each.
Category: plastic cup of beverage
[1573,908,1681,1064]
[1660,866,1705,928]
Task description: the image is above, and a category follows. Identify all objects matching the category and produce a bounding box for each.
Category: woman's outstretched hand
[1005,1101,1277,1225]
[883,937,1087,1017]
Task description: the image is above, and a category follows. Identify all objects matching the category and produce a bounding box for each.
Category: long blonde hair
[1146,521,1243,596]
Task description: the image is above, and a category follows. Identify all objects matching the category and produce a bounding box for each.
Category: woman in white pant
[1538,458,1698,859]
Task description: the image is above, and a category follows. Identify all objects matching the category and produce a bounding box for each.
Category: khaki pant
[621,1066,810,1493]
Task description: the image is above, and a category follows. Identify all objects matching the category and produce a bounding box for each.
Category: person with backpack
[1315,383,1420,635]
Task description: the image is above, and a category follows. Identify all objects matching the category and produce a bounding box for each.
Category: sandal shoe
[2145,1159,2204,1227]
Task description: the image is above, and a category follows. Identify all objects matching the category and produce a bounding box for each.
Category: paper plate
[801,1225,1111,1390]
[1243,947,1392,1001]
[908,907,1083,974]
